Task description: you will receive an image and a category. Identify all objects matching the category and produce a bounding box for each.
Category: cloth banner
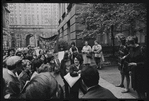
[64,73,81,88]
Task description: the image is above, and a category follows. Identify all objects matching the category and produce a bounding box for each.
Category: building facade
[58,3,146,53]
[8,3,59,48]
[3,3,11,50]
[58,3,86,51]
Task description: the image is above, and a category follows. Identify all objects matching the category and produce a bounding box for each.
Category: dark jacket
[126,46,147,92]
[69,64,87,98]
[3,68,21,99]
[81,85,116,99]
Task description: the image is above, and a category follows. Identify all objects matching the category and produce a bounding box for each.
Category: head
[20,72,61,99]
[38,64,51,73]
[8,49,15,56]
[119,36,126,45]
[6,56,23,72]
[126,36,136,49]
[39,50,44,55]
[133,35,138,44]
[81,65,99,88]
[72,47,77,53]
[74,53,83,66]
[94,40,98,45]
[31,59,43,72]
[22,59,32,71]
[85,41,88,46]
[71,42,75,47]
[46,54,55,64]
[63,51,71,61]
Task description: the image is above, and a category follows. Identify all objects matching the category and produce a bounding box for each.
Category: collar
[87,85,99,91]
[76,64,80,69]
[7,69,17,77]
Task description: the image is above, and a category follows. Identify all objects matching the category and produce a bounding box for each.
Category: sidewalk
[52,72,136,99]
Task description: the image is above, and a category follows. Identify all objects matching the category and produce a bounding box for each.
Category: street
[52,64,138,99]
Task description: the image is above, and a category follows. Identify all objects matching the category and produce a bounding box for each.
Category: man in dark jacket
[81,65,116,99]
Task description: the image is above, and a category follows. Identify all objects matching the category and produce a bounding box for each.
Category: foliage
[57,40,68,51]
[76,3,147,37]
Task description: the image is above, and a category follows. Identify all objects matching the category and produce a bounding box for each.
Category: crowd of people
[2,35,147,99]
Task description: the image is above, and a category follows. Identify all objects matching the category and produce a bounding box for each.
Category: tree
[76,3,146,55]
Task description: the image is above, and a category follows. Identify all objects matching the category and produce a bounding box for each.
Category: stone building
[3,3,11,50]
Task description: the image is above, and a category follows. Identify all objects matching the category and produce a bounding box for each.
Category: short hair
[81,65,99,87]
[31,59,43,72]
[24,55,33,61]
[74,53,83,65]
[16,51,22,56]
[133,35,138,44]
[126,36,135,45]
[72,47,77,52]
[21,72,60,99]
[8,48,15,56]
[63,52,70,61]
[38,64,51,73]
[71,42,76,46]
[94,40,98,44]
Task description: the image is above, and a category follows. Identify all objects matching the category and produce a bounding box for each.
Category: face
[26,61,31,70]
[10,50,15,56]
[40,55,45,61]
[74,57,80,66]
[71,44,74,47]
[85,41,88,45]
[94,41,98,45]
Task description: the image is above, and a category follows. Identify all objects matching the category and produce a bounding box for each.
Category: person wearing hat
[3,56,23,99]
[81,65,116,99]
[115,33,130,93]
[125,36,147,98]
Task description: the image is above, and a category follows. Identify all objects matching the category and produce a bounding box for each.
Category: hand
[77,70,81,74]
[128,63,137,66]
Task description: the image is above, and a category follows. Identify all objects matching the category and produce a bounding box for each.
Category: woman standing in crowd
[69,42,78,55]
[82,41,92,65]
[115,34,130,93]
[125,36,147,98]
[60,51,71,98]
[70,47,79,64]
[92,40,102,69]
[69,53,87,99]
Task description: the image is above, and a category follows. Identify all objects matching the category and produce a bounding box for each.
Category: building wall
[3,3,11,50]
[58,3,86,52]
[8,3,59,48]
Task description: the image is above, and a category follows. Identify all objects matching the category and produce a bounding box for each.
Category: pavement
[51,59,138,99]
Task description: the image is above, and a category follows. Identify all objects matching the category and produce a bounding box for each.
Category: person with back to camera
[69,53,87,99]
[60,51,72,98]
[19,72,64,99]
[81,65,116,99]
[82,41,92,65]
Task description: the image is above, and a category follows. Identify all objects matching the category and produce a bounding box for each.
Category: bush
[58,40,69,51]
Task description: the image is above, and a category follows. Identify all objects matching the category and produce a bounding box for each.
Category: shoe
[121,89,129,93]
[116,84,124,88]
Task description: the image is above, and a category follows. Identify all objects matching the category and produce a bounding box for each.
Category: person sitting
[81,65,116,99]
[3,56,23,99]
[19,72,64,99]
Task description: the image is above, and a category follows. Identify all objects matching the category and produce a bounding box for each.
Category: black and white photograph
[2,3,147,99]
